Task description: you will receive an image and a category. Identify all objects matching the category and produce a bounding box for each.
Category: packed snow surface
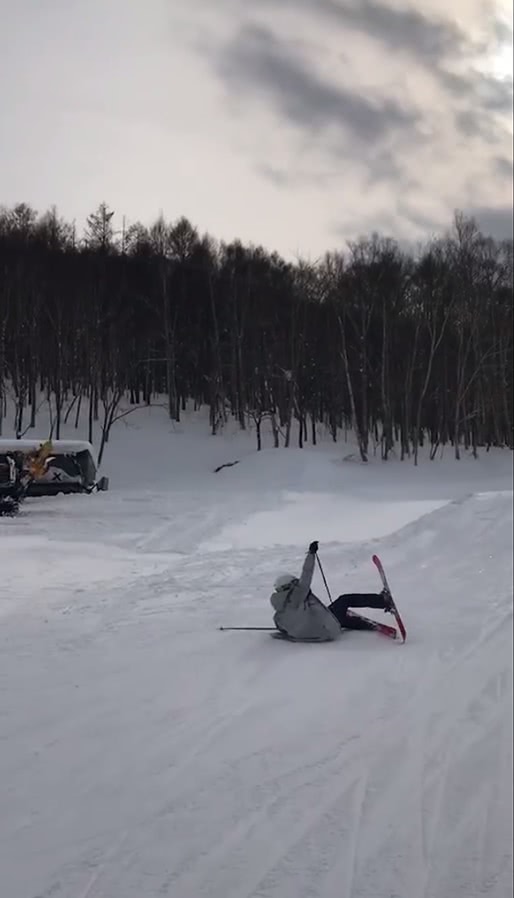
[1,410,512,898]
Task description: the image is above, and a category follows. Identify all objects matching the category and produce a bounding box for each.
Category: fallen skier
[271,541,393,642]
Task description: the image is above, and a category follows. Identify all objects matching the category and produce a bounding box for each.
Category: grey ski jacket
[270,552,342,641]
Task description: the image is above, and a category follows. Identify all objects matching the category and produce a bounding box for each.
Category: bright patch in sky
[492,42,513,78]
[492,6,514,78]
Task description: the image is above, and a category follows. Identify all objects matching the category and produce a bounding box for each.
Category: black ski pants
[328,593,387,631]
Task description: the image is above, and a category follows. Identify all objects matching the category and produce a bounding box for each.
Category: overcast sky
[0,0,512,257]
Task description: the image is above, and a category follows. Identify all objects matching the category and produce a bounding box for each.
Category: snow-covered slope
[0,411,512,898]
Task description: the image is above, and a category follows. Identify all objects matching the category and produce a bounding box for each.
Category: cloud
[471,205,514,239]
[441,69,513,113]
[239,0,510,70]
[295,0,469,63]
[455,109,502,140]
[216,23,419,148]
[255,163,292,188]
[494,156,513,178]
[242,0,513,126]
[227,0,472,63]
[197,0,512,252]
[396,202,446,234]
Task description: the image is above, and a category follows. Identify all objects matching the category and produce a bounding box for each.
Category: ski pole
[219,626,276,632]
[316,553,332,602]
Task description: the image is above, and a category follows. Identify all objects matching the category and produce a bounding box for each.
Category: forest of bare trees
[0,201,512,463]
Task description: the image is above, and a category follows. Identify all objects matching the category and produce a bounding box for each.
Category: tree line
[0,201,512,464]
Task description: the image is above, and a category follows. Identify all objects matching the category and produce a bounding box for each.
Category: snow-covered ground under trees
[1,407,513,898]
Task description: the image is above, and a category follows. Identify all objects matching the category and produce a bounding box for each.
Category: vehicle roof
[0,438,96,459]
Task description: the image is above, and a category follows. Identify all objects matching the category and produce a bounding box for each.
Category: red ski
[372,554,407,643]
[346,610,398,640]
[271,616,397,641]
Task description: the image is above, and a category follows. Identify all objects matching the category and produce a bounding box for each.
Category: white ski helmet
[274,573,297,591]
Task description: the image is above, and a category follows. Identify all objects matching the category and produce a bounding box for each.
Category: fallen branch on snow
[213,460,240,473]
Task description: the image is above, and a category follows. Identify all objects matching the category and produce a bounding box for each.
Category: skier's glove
[309,541,319,554]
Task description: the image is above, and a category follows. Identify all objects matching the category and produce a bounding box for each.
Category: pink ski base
[372,554,407,643]
[346,610,397,640]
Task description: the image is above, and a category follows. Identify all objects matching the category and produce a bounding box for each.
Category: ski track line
[477,700,513,895]
[87,650,298,839]
[74,609,509,898]
[420,733,498,898]
[119,634,396,826]
[155,638,465,897]
[166,602,511,897]
[156,763,367,898]
[424,784,494,898]
[134,504,221,553]
[419,711,463,896]
[318,608,513,897]
[130,642,389,896]
[132,489,279,555]
[342,712,431,898]
[148,653,302,804]
[417,629,512,898]
[75,830,129,898]
[345,662,509,898]
[459,669,511,895]
[4,493,512,898]
[220,767,369,898]
[245,774,371,898]
[422,724,508,898]
[317,767,369,898]
[118,725,367,898]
